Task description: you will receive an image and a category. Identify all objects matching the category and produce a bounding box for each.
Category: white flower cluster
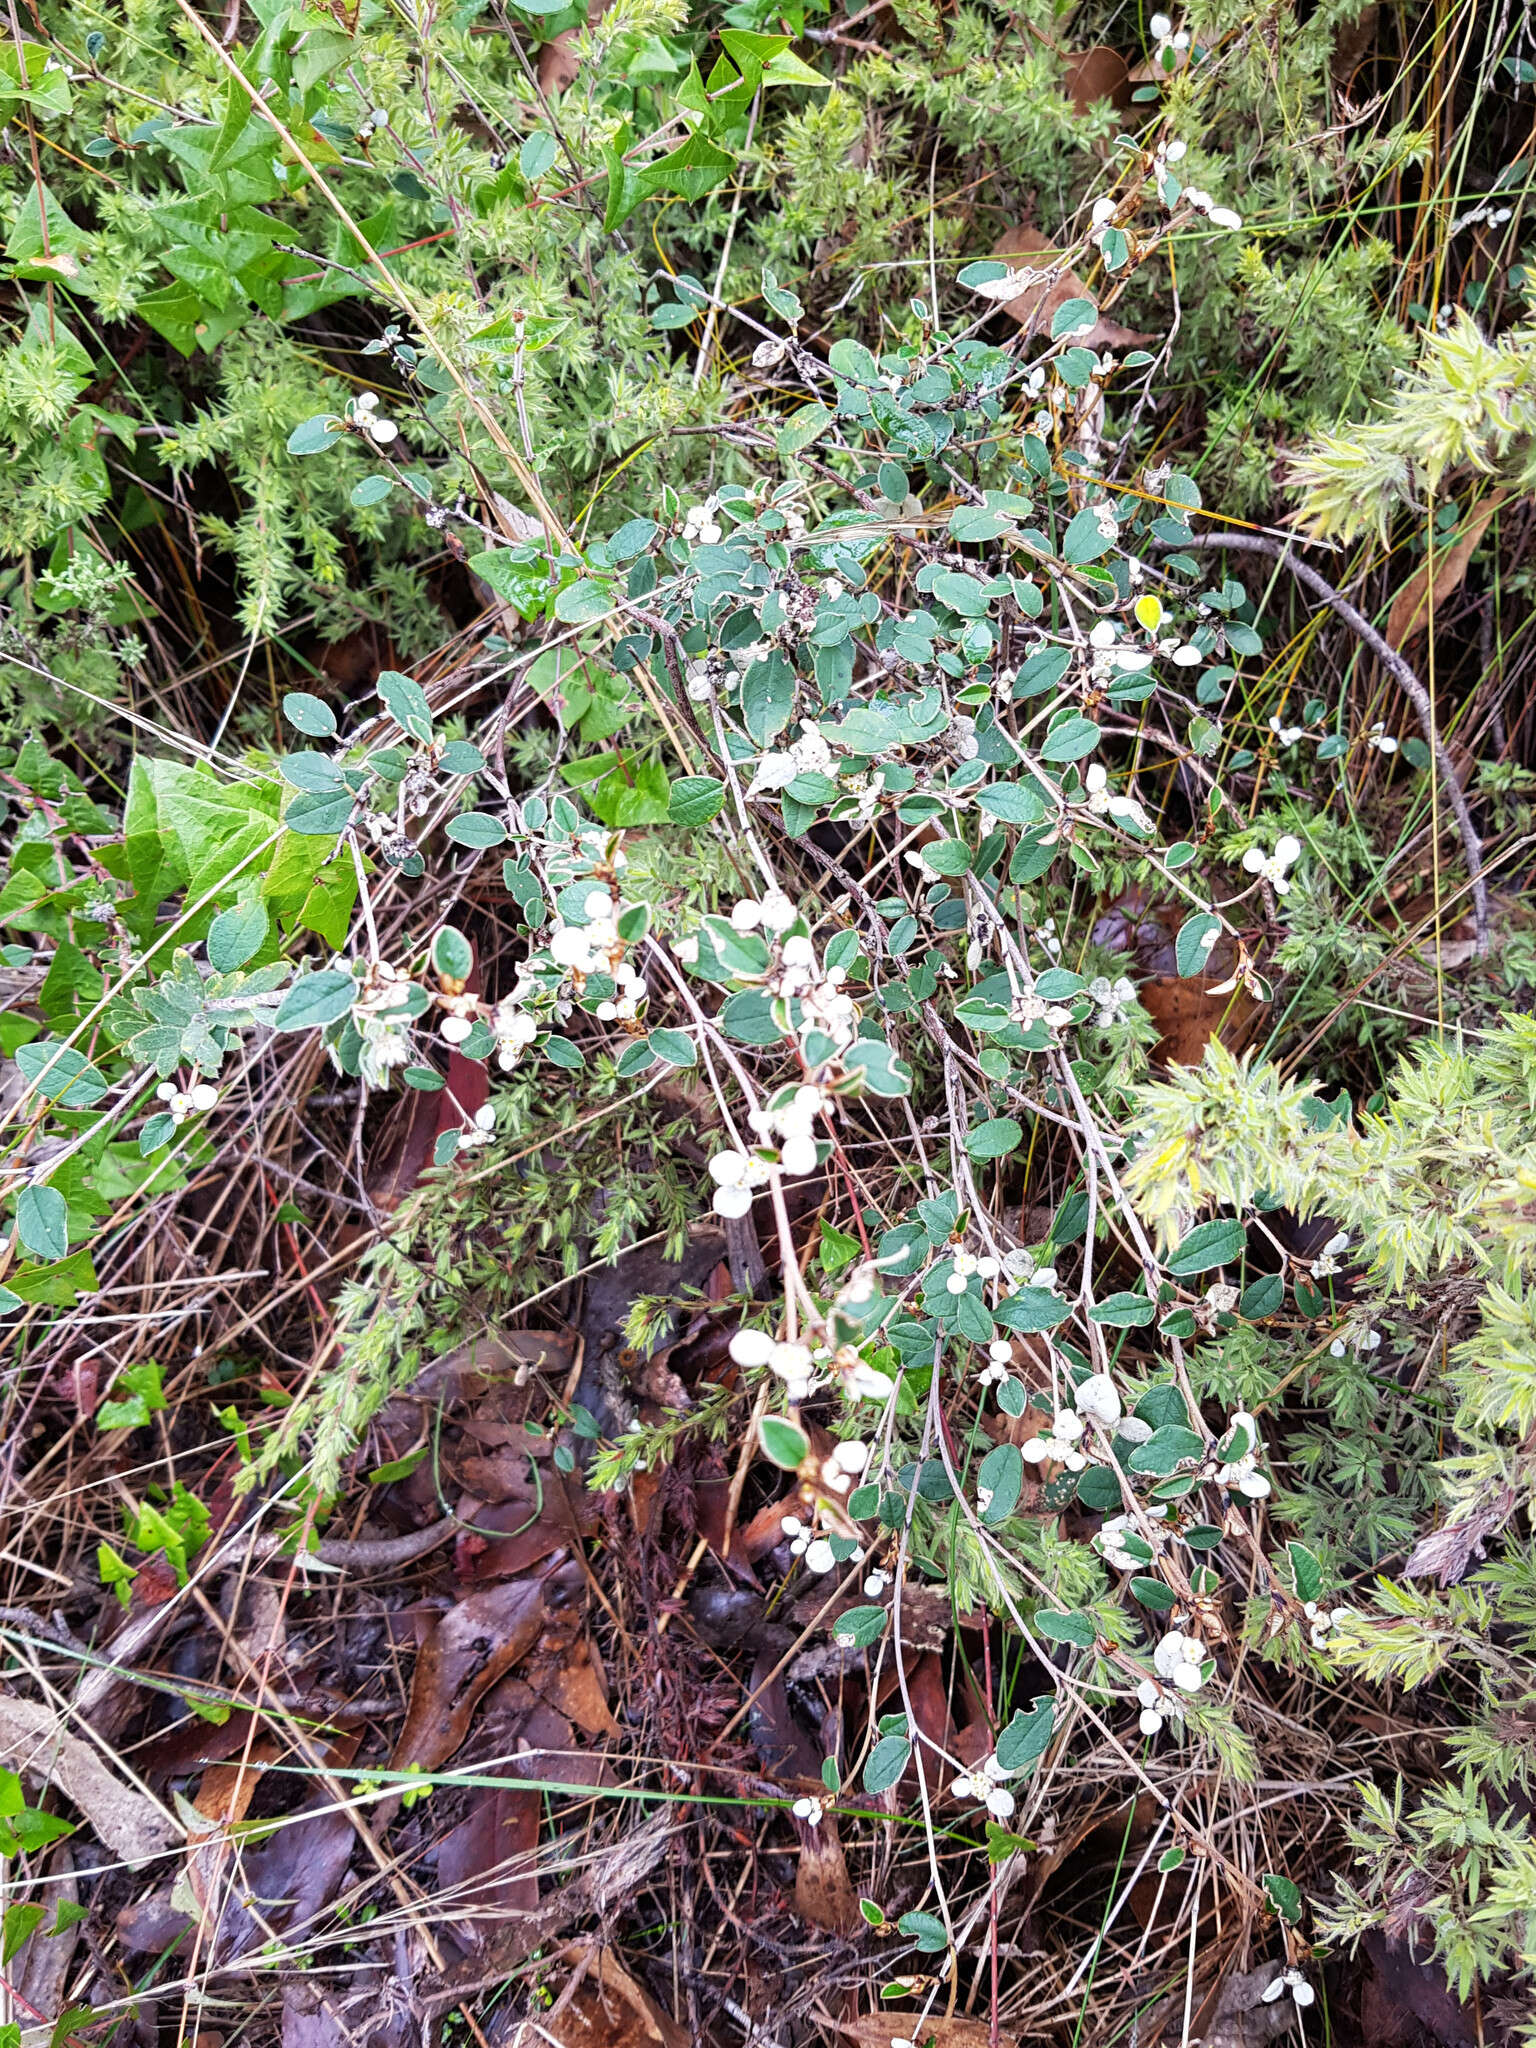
[1329,1325,1381,1359]
[951,1752,1017,1820]
[779,1513,836,1572]
[1088,974,1137,1027]
[1303,1599,1352,1650]
[1365,721,1399,754]
[1184,186,1243,232]
[1261,1968,1315,2011]
[1241,833,1302,894]
[707,1079,830,1219]
[1074,1372,1124,1428]
[1137,1631,1209,1734]
[682,500,722,546]
[492,1002,538,1069]
[1082,762,1151,831]
[822,1437,871,1492]
[1215,1410,1271,1499]
[748,1079,830,1176]
[1151,134,1188,207]
[156,1079,218,1125]
[1023,1406,1088,1471]
[547,887,646,1021]
[781,1512,855,1576]
[1033,916,1062,960]
[747,719,835,797]
[791,1794,825,1826]
[1311,1229,1350,1280]
[1098,1506,1169,1572]
[729,889,798,936]
[356,104,390,140]
[729,1324,816,1399]
[454,1103,499,1150]
[977,1337,1014,1388]
[353,390,399,445]
[945,1247,1004,1295]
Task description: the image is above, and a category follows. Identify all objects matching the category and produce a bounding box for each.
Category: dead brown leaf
[1062,44,1131,113]
[537,2,609,95]
[838,2018,1019,2048]
[990,227,1156,349]
[536,1635,618,1738]
[12,1845,77,2025]
[1385,490,1508,649]
[794,1812,859,1934]
[518,1947,688,2048]
[438,1785,541,1922]
[390,1569,555,1777]
[1139,973,1261,1069]
[0,1695,179,1867]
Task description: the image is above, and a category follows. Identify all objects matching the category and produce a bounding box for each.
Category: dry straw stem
[1163,531,1490,954]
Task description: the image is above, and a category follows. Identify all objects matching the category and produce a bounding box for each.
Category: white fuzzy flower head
[1074,1373,1123,1428]
[1153,1632,1206,1692]
[1241,834,1302,894]
[1262,1969,1314,2010]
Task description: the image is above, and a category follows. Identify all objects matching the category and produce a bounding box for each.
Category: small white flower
[1153,1632,1206,1693]
[1366,722,1399,754]
[792,1796,824,1826]
[1312,1230,1350,1279]
[758,891,797,934]
[1149,11,1172,34]
[1074,1373,1123,1428]
[189,1082,219,1113]
[804,1538,836,1574]
[440,1015,473,1045]
[366,415,399,445]
[729,1326,776,1368]
[1241,833,1302,894]
[1208,207,1243,231]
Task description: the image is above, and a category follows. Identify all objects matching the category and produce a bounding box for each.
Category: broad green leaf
[668,775,726,827]
[377,668,433,743]
[1035,1609,1095,1648]
[760,1415,809,1468]
[831,1604,888,1648]
[1174,913,1222,976]
[207,899,269,972]
[1061,504,1116,566]
[445,812,508,848]
[519,132,557,180]
[286,414,344,455]
[978,1442,1023,1524]
[283,691,336,737]
[273,968,357,1032]
[966,1116,1022,1161]
[995,1696,1055,1771]
[15,1186,69,1260]
[862,1734,911,1794]
[1167,1217,1246,1274]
